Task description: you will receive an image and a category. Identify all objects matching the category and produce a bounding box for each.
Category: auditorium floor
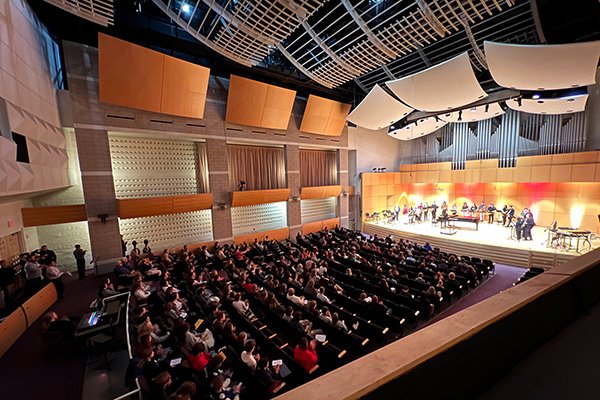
[478,300,600,400]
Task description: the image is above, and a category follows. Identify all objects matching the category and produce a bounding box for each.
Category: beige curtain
[300,149,338,187]
[228,144,286,191]
[197,142,210,193]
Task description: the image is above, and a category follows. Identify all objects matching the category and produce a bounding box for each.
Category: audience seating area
[514,266,546,285]
[118,227,495,399]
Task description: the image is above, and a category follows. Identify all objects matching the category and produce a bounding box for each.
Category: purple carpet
[0,275,100,399]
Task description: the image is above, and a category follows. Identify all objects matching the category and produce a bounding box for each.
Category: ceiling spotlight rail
[42,0,114,26]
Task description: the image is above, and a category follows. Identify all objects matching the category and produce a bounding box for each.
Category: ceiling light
[470,107,477,113]
[532,93,541,100]
[181,3,191,13]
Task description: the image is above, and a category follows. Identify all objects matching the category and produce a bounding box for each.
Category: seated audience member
[99,278,118,298]
[40,311,76,339]
[304,279,318,297]
[211,374,242,400]
[241,339,260,371]
[293,337,318,372]
[171,381,197,400]
[232,293,255,319]
[149,371,173,400]
[175,320,214,354]
[140,348,162,381]
[256,358,284,392]
[316,287,331,303]
[286,288,304,306]
[138,316,170,344]
[132,279,152,302]
[188,342,212,372]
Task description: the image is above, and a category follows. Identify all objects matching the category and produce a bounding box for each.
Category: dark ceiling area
[28,0,600,106]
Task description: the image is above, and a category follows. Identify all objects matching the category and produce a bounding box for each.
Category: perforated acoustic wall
[109,135,201,198]
[119,210,213,252]
[231,202,287,237]
[301,198,337,223]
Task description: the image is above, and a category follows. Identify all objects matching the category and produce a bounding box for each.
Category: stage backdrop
[362,151,600,233]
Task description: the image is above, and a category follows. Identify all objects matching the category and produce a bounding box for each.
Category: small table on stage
[438,215,479,233]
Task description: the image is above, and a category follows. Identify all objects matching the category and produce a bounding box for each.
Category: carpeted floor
[0,275,100,400]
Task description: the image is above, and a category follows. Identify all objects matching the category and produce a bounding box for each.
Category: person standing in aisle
[73,244,87,280]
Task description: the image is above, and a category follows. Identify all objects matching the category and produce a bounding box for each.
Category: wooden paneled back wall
[362,151,600,232]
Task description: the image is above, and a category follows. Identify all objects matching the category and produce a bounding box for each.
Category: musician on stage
[505,205,515,227]
[461,202,469,216]
[423,202,429,222]
[522,211,535,241]
[478,201,486,221]
[487,203,496,224]
[469,203,477,214]
[394,204,401,221]
[501,205,508,225]
[441,201,448,215]
[451,203,458,215]
[408,206,416,224]
[515,216,525,240]
[430,201,439,221]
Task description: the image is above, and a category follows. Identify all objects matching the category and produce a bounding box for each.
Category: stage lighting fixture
[457,110,463,121]
[532,93,541,100]
[372,168,377,172]
[567,98,575,102]
[390,125,395,130]
[484,104,490,112]
[470,107,477,113]
[382,168,387,172]
[516,98,522,107]
[181,3,191,13]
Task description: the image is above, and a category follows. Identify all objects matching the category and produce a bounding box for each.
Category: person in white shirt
[232,293,254,319]
[241,339,260,371]
[287,288,304,306]
[45,261,69,299]
[316,287,331,304]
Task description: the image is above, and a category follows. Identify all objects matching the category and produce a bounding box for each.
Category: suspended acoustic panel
[225,75,296,130]
[485,41,600,90]
[388,117,447,141]
[300,95,351,136]
[43,0,114,26]
[98,34,210,119]
[506,95,588,115]
[346,84,413,130]
[386,53,487,112]
[440,102,505,123]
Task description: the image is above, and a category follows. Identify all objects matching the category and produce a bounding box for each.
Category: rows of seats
[514,267,546,285]
[120,226,495,399]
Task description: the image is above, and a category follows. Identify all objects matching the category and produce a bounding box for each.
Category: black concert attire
[487,205,496,224]
[73,248,86,280]
[515,217,524,240]
[431,203,438,220]
[522,214,535,240]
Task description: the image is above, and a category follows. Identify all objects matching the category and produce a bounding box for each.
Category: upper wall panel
[386,53,487,112]
[98,33,210,119]
[225,75,296,130]
[485,41,600,90]
[300,95,351,136]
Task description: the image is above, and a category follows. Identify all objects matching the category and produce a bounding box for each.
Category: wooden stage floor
[362,220,597,269]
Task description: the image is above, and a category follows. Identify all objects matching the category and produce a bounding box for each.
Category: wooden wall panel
[234,227,290,244]
[261,85,296,130]
[98,33,211,118]
[22,205,87,227]
[226,75,268,127]
[21,283,57,329]
[322,218,340,230]
[300,95,351,136]
[0,306,27,358]
[231,189,290,207]
[98,33,163,114]
[161,56,210,119]
[301,185,342,199]
[302,221,324,235]
[118,194,213,219]
[226,75,296,130]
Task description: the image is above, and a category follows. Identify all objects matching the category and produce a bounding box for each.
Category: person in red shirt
[188,342,212,371]
[293,337,318,372]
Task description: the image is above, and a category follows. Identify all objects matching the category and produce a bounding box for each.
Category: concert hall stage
[362,220,593,269]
